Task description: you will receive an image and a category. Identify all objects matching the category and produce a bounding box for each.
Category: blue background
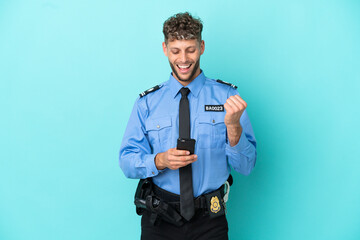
[1,0,360,239]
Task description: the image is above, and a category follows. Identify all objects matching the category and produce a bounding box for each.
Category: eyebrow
[170,46,196,51]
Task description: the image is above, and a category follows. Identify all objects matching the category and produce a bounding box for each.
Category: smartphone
[177,138,196,154]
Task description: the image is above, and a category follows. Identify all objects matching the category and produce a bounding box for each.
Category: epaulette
[216,79,238,89]
[139,85,162,98]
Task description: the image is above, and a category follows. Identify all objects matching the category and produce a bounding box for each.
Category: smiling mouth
[176,64,192,73]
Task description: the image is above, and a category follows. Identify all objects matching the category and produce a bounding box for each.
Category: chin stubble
[170,59,200,82]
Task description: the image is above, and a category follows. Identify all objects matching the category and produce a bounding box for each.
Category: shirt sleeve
[225,89,257,176]
[119,98,160,179]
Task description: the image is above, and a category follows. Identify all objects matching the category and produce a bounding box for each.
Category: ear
[162,42,168,57]
[200,40,205,55]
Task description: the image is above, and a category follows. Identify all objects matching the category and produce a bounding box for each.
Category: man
[119,12,256,240]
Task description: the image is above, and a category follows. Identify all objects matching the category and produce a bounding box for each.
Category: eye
[171,50,179,54]
[187,49,196,53]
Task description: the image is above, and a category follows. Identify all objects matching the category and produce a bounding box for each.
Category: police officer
[119,12,257,240]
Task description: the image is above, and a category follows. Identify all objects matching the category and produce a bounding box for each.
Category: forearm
[119,149,159,179]
[226,123,243,147]
[226,130,257,175]
[225,109,257,175]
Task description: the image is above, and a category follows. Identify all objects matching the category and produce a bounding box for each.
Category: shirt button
[152,171,155,175]
[212,119,215,123]
[157,125,160,129]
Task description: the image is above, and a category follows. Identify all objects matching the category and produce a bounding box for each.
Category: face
[162,39,205,85]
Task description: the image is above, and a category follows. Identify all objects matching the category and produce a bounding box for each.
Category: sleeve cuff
[144,154,160,177]
[226,130,250,154]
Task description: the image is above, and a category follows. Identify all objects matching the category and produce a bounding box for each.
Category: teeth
[178,65,190,69]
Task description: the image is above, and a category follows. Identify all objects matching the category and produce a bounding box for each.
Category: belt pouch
[205,190,225,218]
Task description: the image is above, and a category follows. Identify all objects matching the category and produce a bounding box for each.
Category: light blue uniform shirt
[119,71,257,197]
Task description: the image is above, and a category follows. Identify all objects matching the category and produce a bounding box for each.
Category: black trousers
[141,210,228,240]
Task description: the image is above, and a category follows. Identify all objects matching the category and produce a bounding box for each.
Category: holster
[134,178,184,226]
[134,178,152,216]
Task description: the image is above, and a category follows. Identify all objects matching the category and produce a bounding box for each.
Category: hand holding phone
[155,139,196,170]
[177,138,196,154]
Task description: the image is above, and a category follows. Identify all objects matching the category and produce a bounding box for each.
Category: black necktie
[179,87,195,221]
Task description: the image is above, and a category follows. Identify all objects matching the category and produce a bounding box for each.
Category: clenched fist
[224,95,247,146]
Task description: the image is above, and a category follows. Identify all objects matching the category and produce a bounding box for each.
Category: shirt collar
[169,70,206,99]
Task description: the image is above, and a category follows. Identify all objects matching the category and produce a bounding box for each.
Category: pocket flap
[145,117,172,131]
[197,114,225,125]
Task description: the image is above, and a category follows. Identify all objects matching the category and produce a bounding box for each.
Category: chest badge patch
[205,105,224,112]
[210,196,221,213]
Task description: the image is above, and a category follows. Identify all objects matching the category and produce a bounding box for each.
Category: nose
[179,52,187,63]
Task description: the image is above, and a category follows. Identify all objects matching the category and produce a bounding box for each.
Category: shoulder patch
[139,85,162,98]
[216,79,237,89]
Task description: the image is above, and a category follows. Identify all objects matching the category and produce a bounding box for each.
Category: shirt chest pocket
[145,117,172,152]
[196,114,226,149]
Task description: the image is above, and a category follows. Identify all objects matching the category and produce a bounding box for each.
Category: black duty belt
[134,176,232,226]
[152,183,225,212]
